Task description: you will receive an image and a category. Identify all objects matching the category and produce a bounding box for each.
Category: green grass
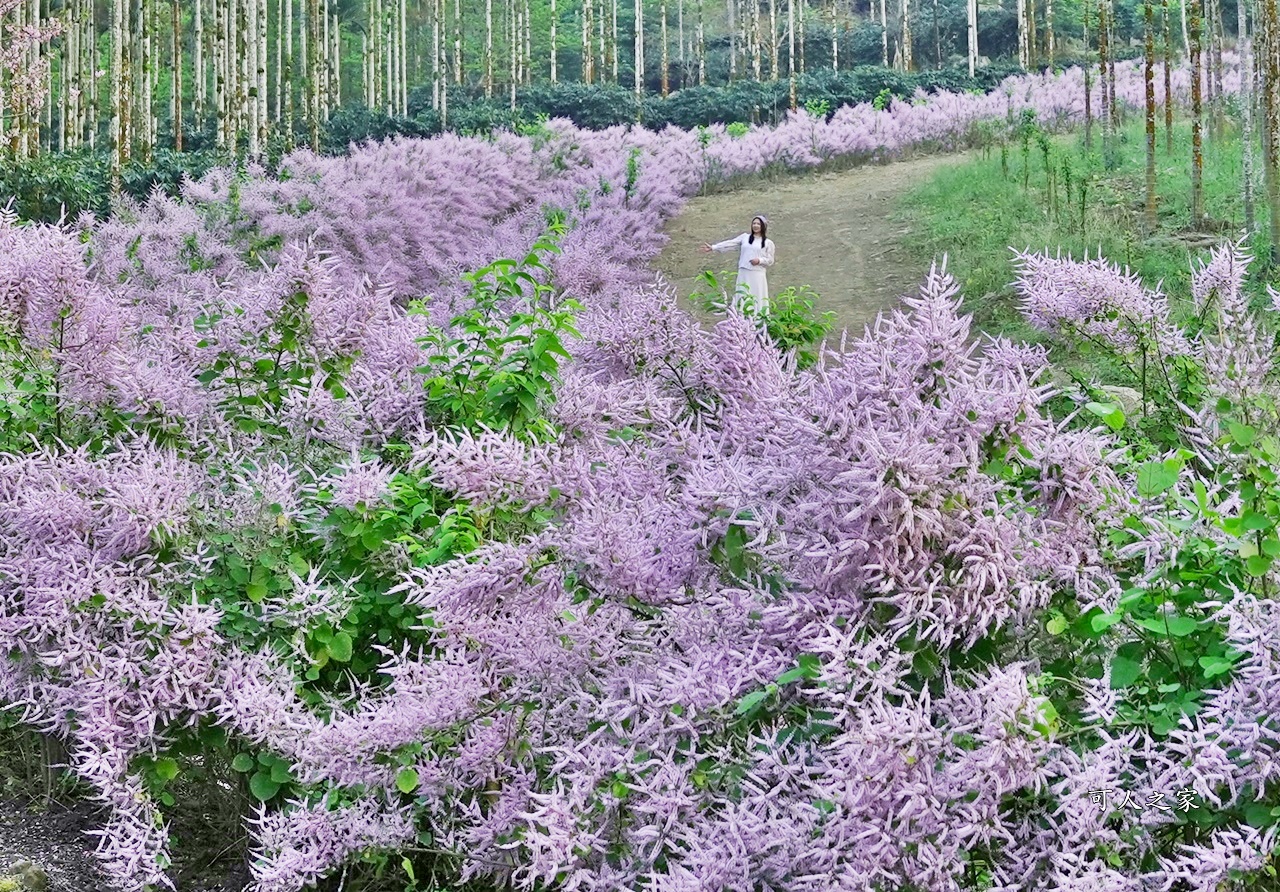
[898,111,1275,358]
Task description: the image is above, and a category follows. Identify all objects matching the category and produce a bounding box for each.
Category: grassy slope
[897,111,1265,361]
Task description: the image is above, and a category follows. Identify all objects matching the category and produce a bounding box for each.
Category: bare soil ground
[653,151,974,338]
[0,798,109,892]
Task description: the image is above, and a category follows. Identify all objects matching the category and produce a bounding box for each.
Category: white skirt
[734,266,770,315]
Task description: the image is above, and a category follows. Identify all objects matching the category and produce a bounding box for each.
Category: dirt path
[653,151,974,338]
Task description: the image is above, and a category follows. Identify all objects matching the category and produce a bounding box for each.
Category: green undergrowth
[899,109,1272,365]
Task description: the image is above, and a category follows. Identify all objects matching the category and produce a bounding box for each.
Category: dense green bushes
[0,148,222,222]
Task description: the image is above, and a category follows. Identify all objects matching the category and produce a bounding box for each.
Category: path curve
[653,151,975,338]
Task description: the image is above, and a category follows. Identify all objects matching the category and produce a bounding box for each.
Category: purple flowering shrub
[1011,241,1280,885]
[0,60,1272,892]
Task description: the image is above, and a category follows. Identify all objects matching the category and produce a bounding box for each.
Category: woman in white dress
[700,215,776,314]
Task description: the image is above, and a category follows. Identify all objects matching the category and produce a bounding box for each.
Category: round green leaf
[1109,654,1142,689]
[327,631,354,663]
[249,772,281,801]
[231,753,255,773]
[1136,460,1179,498]
[395,768,420,794]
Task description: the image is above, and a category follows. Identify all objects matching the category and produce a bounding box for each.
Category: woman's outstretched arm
[703,233,745,252]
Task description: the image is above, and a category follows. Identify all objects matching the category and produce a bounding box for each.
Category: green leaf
[1243,511,1273,532]
[776,654,822,685]
[1084,401,1126,431]
[1229,421,1257,447]
[1046,614,1069,635]
[1136,459,1179,498]
[231,753,256,773]
[1247,554,1274,577]
[327,631,354,663]
[395,767,420,794]
[153,757,179,782]
[246,581,268,603]
[249,772,281,801]
[1136,615,1198,637]
[1109,654,1143,689]
[1199,655,1235,678]
[734,690,769,716]
[1244,802,1277,828]
[1090,611,1124,633]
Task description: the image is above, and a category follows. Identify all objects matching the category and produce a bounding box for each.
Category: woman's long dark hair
[748,216,768,245]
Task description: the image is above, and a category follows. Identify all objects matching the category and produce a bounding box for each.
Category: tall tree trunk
[611,0,618,80]
[797,0,804,72]
[214,0,224,147]
[523,0,530,84]
[1046,0,1053,63]
[484,0,493,95]
[598,0,606,81]
[678,0,685,87]
[1099,0,1110,149]
[284,0,293,148]
[248,0,259,154]
[273,0,282,122]
[1243,0,1256,232]
[880,0,888,66]
[1189,0,1203,222]
[582,0,592,82]
[778,0,788,108]
[1261,0,1280,259]
[1180,0,1188,59]
[750,0,760,80]
[932,0,939,68]
[1163,0,1172,152]
[172,0,182,149]
[661,0,668,93]
[236,0,249,151]
[334,10,343,111]
[770,0,778,80]
[1083,0,1092,148]
[635,0,644,100]
[308,0,319,150]
[967,0,977,75]
[1028,0,1037,67]
[433,0,441,105]
[550,0,558,80]
[138,0,151,161]
[453,0,461,84]
[194,0,205,127]
[1144,0,1157,230]
[1210,0,1223,141]
[728,0,736,78]
[110,0,124,187]
[829,0,837,70]
[696,0,703,82]
[64,0,79,150]
[900,0,911,70]
[1107,0,1118,127]
[1017,0,1027,66]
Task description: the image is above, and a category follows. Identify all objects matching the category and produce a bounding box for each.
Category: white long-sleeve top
[711,233,775,271]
